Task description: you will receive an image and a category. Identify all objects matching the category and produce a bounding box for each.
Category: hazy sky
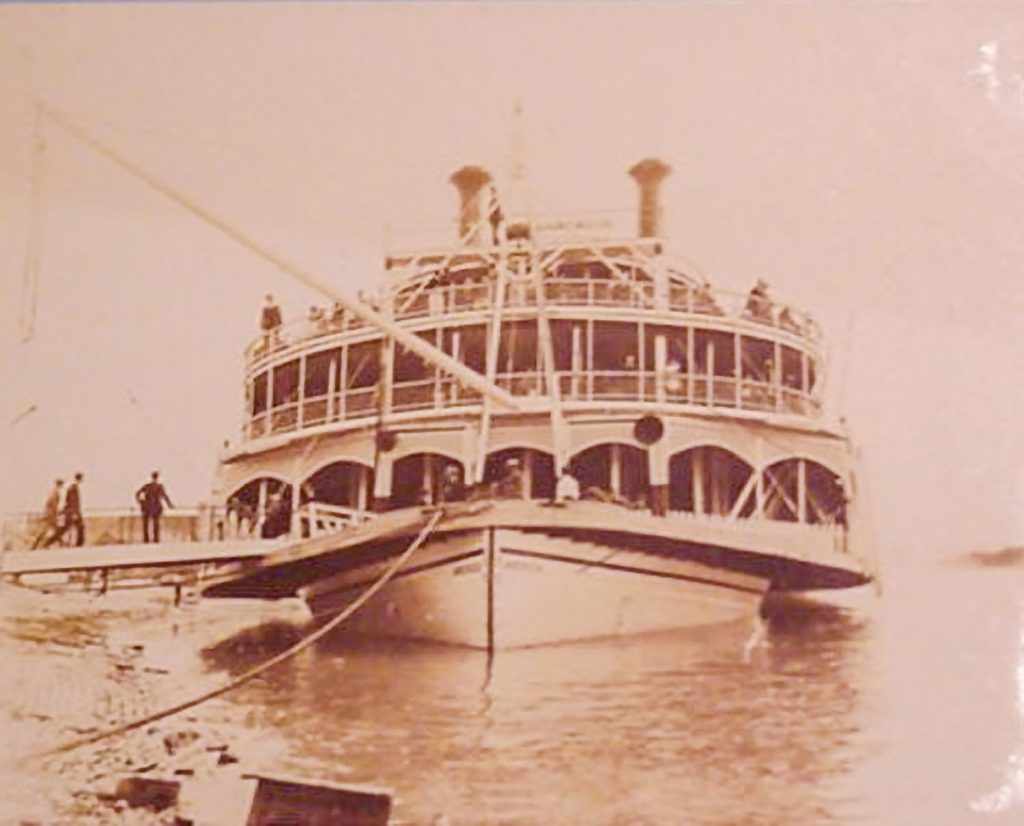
[1,3,1023,559]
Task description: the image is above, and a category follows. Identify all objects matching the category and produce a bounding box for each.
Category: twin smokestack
[449,157,672,243]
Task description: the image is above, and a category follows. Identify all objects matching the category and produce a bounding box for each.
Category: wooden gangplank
[2,539,278,576]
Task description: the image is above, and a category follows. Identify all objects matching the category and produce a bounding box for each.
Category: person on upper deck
[744,279,773,323]
[261,294,283,347]
[136,471,174,544]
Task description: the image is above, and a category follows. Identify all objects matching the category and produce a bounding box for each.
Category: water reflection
[215,609,877,824]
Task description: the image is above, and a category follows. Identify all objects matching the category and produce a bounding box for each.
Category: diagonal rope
[28,508,444,761]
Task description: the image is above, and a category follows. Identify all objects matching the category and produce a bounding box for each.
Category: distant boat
[202,158,875,650]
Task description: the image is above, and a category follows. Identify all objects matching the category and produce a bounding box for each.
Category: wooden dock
[2,539,276,576]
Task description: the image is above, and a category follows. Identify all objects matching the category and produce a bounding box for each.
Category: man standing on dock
[64,472,85,546]
[32,478,64,548]
[136,471,174,543]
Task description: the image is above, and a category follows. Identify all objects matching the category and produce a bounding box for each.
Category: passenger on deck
[33,478,64,549]
[64,472,85,547]
[261,294,283,348]
[307,305,328,332]
[330,302,346,328]
[438,465,466,503]
[778,305,801,334]
[496,457,525,499]
[744,279,773,323]
[135,471,174,544]
[555,467,580,503]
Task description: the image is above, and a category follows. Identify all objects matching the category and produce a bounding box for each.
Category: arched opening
[762,458,847,525]
[570,443,649,505]
[483,447,555,500]
[669,446,753,516]
[302,460,374,511]
[391,453,465,507]
[227,477,291,538]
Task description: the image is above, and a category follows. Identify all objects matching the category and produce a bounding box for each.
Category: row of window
[248,320,817,417]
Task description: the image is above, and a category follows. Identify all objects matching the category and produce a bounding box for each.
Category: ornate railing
[245,370,819,440]
[245,281,821,371]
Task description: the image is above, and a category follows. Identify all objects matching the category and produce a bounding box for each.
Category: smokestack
[450,165,492,246]
[628,158,672,238]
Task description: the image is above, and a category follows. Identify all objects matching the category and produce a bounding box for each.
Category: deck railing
[245,370,820,439]
[245,281,820,370]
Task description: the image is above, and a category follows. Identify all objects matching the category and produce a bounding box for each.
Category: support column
[797,458,807,524]
[297,355,306,429]
[706,340,715,408]
[692,448,705,514]
[290,474,301,536]
[610,443,622,496]
[327,353,338,421]
[755,438,765,518]
[571,323,583,399]
[734,333,742,408]
[686,326,695,404]
[774,340,782,413]
[654,334,667,403]
[523,450,534,500]
[372,456,393,512]
[257,480,268,532]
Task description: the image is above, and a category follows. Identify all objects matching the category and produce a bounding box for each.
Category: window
[347,340,381,389]
[272,360,300,407]
[304,349,339,398]
[252,372,268,415]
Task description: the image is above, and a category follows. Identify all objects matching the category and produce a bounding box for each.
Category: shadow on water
[202,609,879,825]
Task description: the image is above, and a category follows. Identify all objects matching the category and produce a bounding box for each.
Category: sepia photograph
[1,2,1023,823]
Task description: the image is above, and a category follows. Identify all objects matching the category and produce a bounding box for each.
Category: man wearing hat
[496,457,525,499]
[136,471,174,543]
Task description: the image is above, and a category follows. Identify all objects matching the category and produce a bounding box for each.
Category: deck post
[571,323,583,399]
[706,339,715,409]
[734,333,742,408]
[686,326,695,404]
[692,447,705,514]
[797,458,807,524]
[654,333,667,403]
[326,352,337,421]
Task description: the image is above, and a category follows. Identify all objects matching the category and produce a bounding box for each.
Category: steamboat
[201,158,874,649]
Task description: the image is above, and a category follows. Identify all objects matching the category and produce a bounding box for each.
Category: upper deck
[239,163,826,445]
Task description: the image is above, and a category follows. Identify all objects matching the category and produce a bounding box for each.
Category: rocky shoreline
[0,583,309,825]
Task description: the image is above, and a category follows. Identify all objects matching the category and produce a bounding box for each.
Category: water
[4,560,1024,824]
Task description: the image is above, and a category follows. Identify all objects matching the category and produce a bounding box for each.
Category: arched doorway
[303,460,374,511]
[391,453,465,507]
[569,443,649,505]
[484,447,555,500]
[668,446,753,516]
[227,476,291,538]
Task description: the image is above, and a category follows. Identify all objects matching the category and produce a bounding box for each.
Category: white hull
[301,527,767,650]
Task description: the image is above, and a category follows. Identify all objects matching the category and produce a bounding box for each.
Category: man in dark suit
[136,471,174,543]
[64,472,85,546]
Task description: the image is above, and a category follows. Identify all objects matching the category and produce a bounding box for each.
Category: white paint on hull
[303,527,768,649]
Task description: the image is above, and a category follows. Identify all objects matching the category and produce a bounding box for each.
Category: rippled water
[6,560,1024,824]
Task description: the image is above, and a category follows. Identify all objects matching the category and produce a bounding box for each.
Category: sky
[1,2,1023,559]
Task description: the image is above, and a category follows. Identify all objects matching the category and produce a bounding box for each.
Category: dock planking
[2,539,277,576]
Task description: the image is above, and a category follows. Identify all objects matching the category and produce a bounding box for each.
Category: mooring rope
[30,508,444,760]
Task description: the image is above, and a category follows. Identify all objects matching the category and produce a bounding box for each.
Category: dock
[2,539,276,577]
